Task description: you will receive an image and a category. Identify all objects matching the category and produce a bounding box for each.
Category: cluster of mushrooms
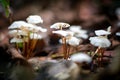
[8,15,112,67]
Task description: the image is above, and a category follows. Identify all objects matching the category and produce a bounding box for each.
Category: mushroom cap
[8,21,32,29]
[89,36,111,48]
[9,30,28,36]
[70,53,92,63]
[50,22,70,29]
[10,37,23,43]
[59,36,82,46]
[116,32,120,36]
[26,15,43,24]
[67,37,81,46]
[28,26,47,32]
[69,25,82,32]
[95,30,111,36]
[52,30,74,37]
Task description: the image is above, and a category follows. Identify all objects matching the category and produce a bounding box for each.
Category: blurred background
[0,0,120,30]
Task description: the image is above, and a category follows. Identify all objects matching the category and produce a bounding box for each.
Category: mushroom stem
[60,26,62,30]
[92,46,101,57]
[62,37,67,59]
[66,45,71,59]
[29,39,38,58]
[25,32,30,58]
[22,41,25,55]
[22,36,26,56]
[93,47,105,67]
[16,43,19,51]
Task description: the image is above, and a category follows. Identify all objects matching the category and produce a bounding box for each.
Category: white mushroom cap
[75,32,88,39]
[69,25,87,34]
[69,25,88,39]
[70,53,92,63]
[30,33,43,39]
[95,30,111,36]
[107,26,111,32]
[10,37,23,43]
[59,37,82,46]
[26,15,43,24]
[67,37,81,46]
[50,22,70,29]
[8,21,31,29]
[52,30,74,37]
[116,32,120,36]
[8,30,28,36]
[28,26,47,32]
[89,36,111,48]
[35,26,47,32]
[69,25,82,32]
